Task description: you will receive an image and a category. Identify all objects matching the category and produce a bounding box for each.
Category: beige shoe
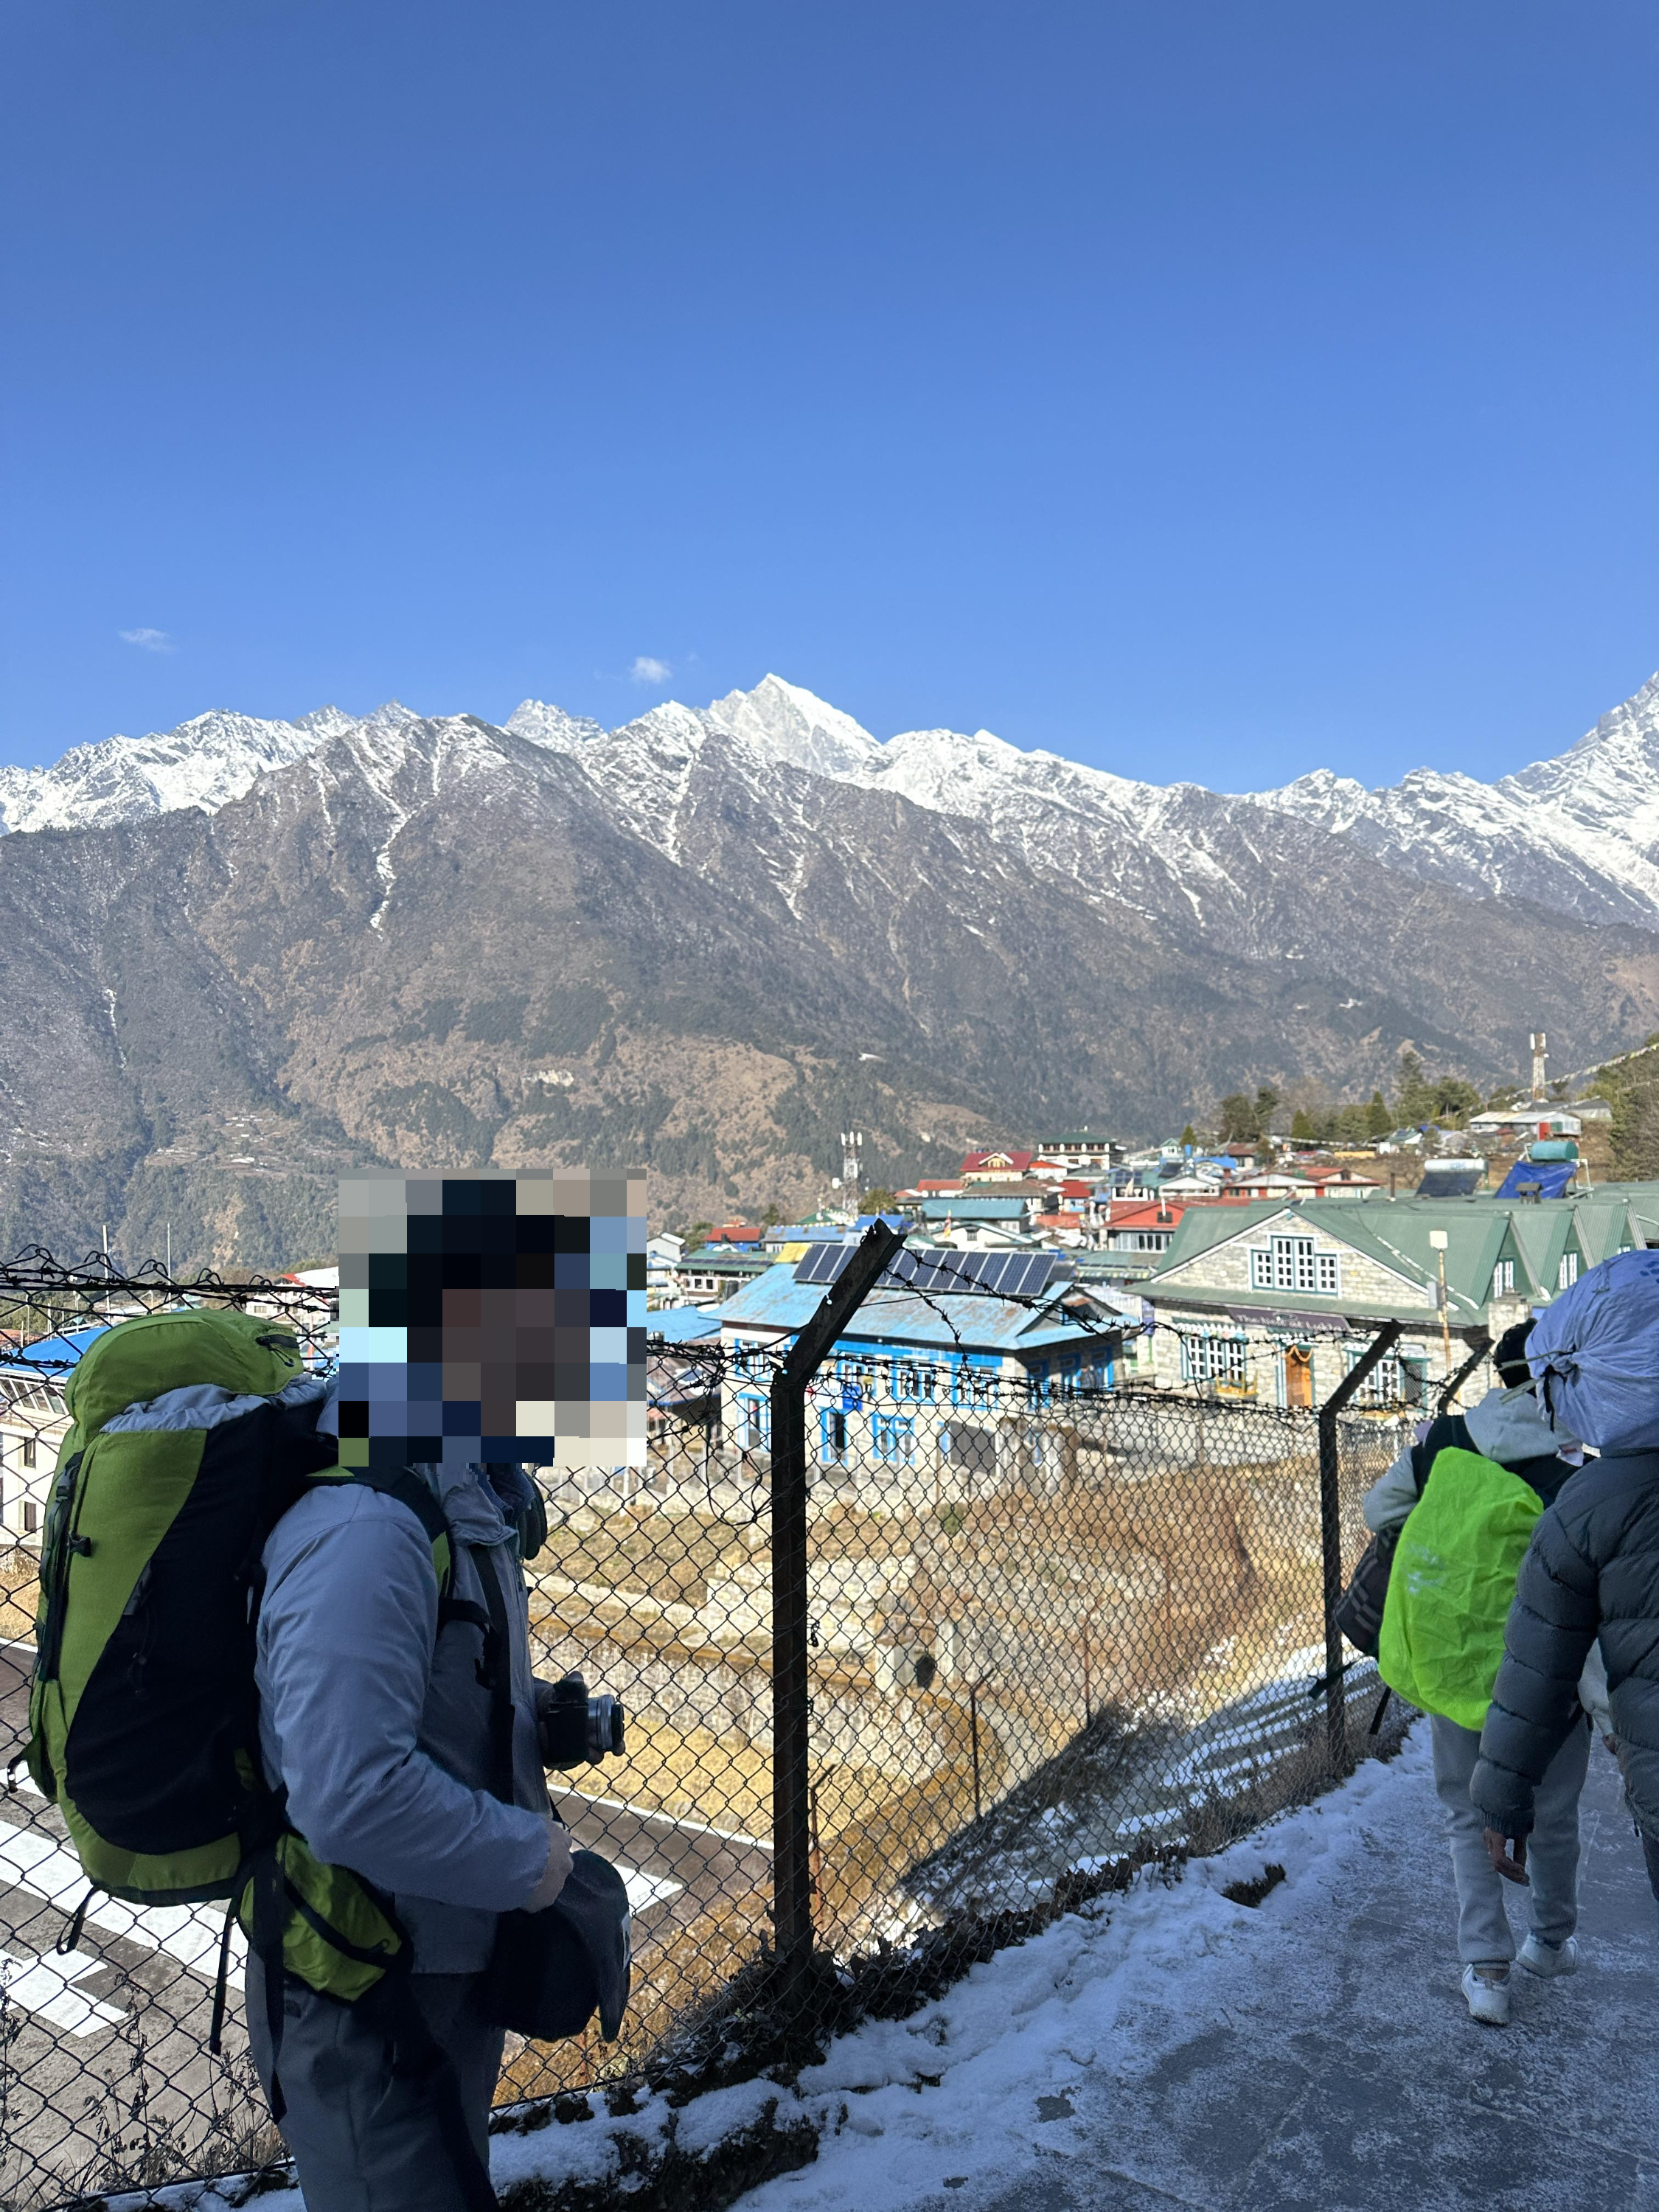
[1461,1964,1510,2025]
[1517,1933,1579,1978]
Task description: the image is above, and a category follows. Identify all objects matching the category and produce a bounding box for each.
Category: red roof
[707,1223,765,1243]
[1107,1198,1188,1228]
[961,1150,1035,1174]
[916,1178,965,1194]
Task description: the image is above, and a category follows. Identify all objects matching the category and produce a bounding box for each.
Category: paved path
[973,1735,1659,2212]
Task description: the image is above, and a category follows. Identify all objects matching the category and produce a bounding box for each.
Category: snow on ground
[734,1725,1659,2212]
[112,1726,1659,2212]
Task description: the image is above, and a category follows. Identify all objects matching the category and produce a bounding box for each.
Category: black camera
[534,1673,625,1770]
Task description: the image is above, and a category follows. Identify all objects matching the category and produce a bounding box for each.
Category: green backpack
[1377,1443,1545,1731]
[21,1306,459,2013]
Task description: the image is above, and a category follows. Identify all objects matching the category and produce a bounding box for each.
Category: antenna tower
[840,1130,863,1200]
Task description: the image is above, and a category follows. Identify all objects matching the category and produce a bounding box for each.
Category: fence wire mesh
[1,1284,1423,2209]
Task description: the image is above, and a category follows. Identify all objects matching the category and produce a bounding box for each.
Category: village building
[1141,1192,1641,1410]
[1038,1130,1122,1175]
[1102,1197,1189,1255]
[712,1244,1134,1474]
[0,1342,80,1545]
[645,1231,686,1307]
[959,1150,1044,1183]
[661,1245,773,1307]
[1297,1164,1385,1200]
[911,1194,1040,1241]
[1466,1104,1584,1141]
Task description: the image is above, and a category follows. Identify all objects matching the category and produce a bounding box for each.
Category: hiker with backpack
[244,1436,574,2210]
[23,1309,630,2212]
[1474,1251,1659,1927]
[1361,1318,1591,2025]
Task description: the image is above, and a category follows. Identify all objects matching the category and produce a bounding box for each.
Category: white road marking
[1,1946,125,2037]
[620,1866,683,1913]
[0,1822,243,1986]
[0,1820,679,2041]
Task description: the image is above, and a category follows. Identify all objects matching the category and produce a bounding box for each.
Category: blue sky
[3,1,1655,789]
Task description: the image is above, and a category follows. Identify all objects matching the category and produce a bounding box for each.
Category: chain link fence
[1,1281,1418,2208]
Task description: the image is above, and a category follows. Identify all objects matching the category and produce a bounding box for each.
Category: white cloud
[629,655,671,684]
[119,627,174,653]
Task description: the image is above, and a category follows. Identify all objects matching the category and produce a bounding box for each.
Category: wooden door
[1284,1345,1314,1410]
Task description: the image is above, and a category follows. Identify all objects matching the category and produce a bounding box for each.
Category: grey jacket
[1472,1448,1659,1839]
[1361,1385,1580,1535]
[256,1461,554,1972]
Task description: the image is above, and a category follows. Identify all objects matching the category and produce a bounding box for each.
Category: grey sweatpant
[1431,1711,1590,1966]
[246,1960,504,2212]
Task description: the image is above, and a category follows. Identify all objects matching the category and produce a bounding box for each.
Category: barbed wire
[0,1250,338,1374]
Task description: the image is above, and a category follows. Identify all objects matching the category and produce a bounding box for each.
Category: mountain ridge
[12,668,1659,939]
[3,672,1659,1265]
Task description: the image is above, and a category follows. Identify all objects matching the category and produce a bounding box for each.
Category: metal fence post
[1317,1320,1403,1771]
[770,1217,907,1983]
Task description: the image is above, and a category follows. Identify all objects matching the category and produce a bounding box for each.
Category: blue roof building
[913,1196,1029,1222]
[645,1306,725,1345]
[713,1243,1133,1459]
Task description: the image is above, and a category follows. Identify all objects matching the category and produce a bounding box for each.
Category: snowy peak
[14,667,1659,947]
[505,700,607,751]
[1244,672,1659,928]
[0,707,357,835]
[1562,669,1659,759]
[702,674,880,778]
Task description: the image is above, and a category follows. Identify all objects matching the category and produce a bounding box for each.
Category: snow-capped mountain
[504,700,607,751]
[1249,674,1659,930]
[0,704,359,835]
[13,666,1659,945]
[5,673,1659,1265]
[563,668,1659,947]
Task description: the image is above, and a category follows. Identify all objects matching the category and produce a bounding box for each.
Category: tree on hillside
[1433,1077,1481,1126]
[1180,1124,1197,1147]
[1253,1086,1281,1138]
[1366,1091,1391,1138]
[1615,1084,1659,1180]
[1217,1093,1258,1142]
[761,1202,783,1227]
[1396,1049,1436,1124]
[1290,1107,1314,1141]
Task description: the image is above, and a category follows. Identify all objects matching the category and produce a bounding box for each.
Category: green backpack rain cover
[1377,1444,1545,1731]
[23,1306,455,2006]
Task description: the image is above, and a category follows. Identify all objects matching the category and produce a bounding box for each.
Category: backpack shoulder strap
[300,1467,456,1600]
[1411,1412,1475,1494]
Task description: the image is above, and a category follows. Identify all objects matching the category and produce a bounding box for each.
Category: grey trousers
[1431,1711,1590,1966]
[246,1958,504,2212]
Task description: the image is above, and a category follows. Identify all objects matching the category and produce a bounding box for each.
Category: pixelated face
[335,1169,647,1470]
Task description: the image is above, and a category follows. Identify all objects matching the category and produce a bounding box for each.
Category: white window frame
[872,1411,916,1464]
[1559,1251,1580,1290]
[1180,1335,1249,1386]
[1251,1238,1338,1295]
[1492,1258,1516,1298]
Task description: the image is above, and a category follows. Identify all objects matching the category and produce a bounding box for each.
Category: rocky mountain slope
[2,674,1658,1265]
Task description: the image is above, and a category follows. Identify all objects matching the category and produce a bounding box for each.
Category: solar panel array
[793,1242,1065,1298]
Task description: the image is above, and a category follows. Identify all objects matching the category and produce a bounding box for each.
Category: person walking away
[1474,1251,1659,1947]
[1365,1320,1588,2025]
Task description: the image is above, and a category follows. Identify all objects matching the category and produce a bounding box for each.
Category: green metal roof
[1147,1197,1557,1324]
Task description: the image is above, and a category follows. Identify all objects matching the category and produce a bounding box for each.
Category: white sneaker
[1461,1964,1511,2025]
[1517,1933,1580,1978]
